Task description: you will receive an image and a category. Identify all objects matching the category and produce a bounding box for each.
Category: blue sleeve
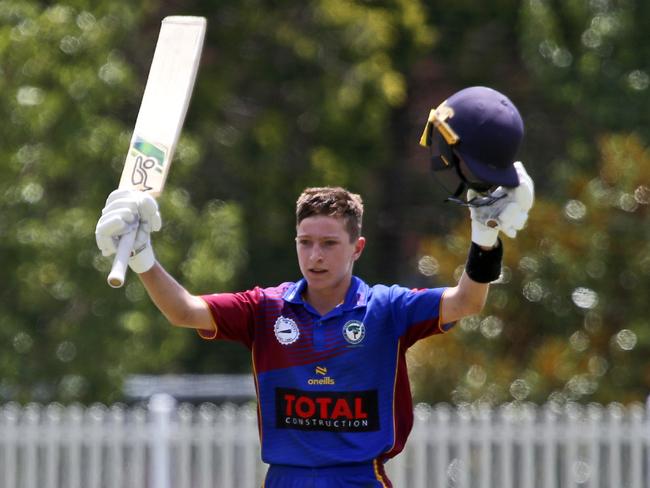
[389,285,454,346]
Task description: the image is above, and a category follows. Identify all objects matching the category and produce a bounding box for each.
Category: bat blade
[107,16,206,288]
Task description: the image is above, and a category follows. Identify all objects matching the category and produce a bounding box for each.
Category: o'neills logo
[276,387,379,432]
[308,365,335,385]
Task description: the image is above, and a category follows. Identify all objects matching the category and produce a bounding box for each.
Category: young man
[96,87,534,487]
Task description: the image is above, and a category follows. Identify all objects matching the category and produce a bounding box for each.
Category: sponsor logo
[274,316,300,345]
[307,366,335,385]
[276,387,379,432]
[342,320,365,345]
[124,136,167,192]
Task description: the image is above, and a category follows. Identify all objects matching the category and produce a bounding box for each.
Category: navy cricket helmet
[419,86,524,206]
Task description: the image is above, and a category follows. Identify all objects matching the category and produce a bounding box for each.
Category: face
[296,215,365,296]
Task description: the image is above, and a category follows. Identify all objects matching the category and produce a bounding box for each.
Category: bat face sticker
[121,136,168,194]
[130,155,156,190]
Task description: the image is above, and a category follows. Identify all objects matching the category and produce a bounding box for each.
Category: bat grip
[107,227,138,288]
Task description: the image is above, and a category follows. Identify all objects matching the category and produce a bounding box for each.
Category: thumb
[501,226,518,239]
[512,162,534,210]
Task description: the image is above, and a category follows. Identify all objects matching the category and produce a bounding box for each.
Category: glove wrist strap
[129,241,155,274]
[465,239,503,283]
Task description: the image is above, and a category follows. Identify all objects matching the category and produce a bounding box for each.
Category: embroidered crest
[342,320,365,345]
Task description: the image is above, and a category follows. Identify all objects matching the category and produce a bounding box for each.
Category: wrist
[465,239,503,283]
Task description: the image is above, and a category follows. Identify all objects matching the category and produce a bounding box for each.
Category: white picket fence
[0,395,649,488]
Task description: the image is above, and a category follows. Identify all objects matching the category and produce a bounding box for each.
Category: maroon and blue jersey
[198,276,452,472]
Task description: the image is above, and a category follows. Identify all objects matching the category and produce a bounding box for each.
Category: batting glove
[469,162,534,247]
[95,189,162,274]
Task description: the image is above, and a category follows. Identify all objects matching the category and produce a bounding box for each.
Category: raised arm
[138,262,214,331]
[441,162,534,323]
[441,256,493,324]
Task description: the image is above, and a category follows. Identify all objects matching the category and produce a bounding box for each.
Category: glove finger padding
[138,194,162,232]
[95,189,161,264]
[497,203,523,231]
[469,162,534,245]
[102,189,160,224]
[96,208,138,235]
[105,188,139,206]
[95,208,138,256]
[499,162,534,235]
[96,234,116,257]
[96,219,138,256]
[512,162,534,210]
[128,195,160,273]
[101,198,139,217]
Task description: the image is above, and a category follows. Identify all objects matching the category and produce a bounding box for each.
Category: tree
[0,1,246,402]
[409,0,650,405]
[0,0,436,402]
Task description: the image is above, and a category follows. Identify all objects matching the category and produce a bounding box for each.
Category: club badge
[274,316,300,345]
[342,320,365,345]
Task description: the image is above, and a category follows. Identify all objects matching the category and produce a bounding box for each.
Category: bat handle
[107,227,138,288]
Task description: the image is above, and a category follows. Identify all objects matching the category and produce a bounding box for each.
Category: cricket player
[96,86,534,487]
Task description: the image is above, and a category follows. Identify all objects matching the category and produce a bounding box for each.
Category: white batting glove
[469,162,534,247]
[95,189,162,273]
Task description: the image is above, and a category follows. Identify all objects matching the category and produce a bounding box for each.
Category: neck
[303,278,352,316]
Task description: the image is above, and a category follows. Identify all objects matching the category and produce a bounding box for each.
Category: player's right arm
[138,262,215,332]
[95,189,215,333]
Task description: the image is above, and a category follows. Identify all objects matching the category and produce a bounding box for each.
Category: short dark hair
[296,187,363,242]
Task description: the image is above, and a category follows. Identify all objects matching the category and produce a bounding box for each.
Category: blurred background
[1,0,649,407]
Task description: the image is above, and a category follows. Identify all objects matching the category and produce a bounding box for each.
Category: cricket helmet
[419,86,524,206]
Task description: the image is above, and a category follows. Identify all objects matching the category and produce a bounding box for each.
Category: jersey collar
[283,276,369,311]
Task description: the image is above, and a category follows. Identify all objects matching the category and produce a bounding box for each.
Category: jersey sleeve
[197,287,263,349]
[389,285,454,347]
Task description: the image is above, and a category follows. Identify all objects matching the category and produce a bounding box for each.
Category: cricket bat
[107,16,206,288]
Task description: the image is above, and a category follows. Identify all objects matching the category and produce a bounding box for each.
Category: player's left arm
[441,162,534,323]
[441,270,490,324]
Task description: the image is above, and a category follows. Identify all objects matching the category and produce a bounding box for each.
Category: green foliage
[0,1,247,403]
[408,0,650,406]
[411,134,650,405]
[181,0,436,287]
[1,1,143,403]
[1,0,648,407]
[519,0,650,187]
[0,0,434,402]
